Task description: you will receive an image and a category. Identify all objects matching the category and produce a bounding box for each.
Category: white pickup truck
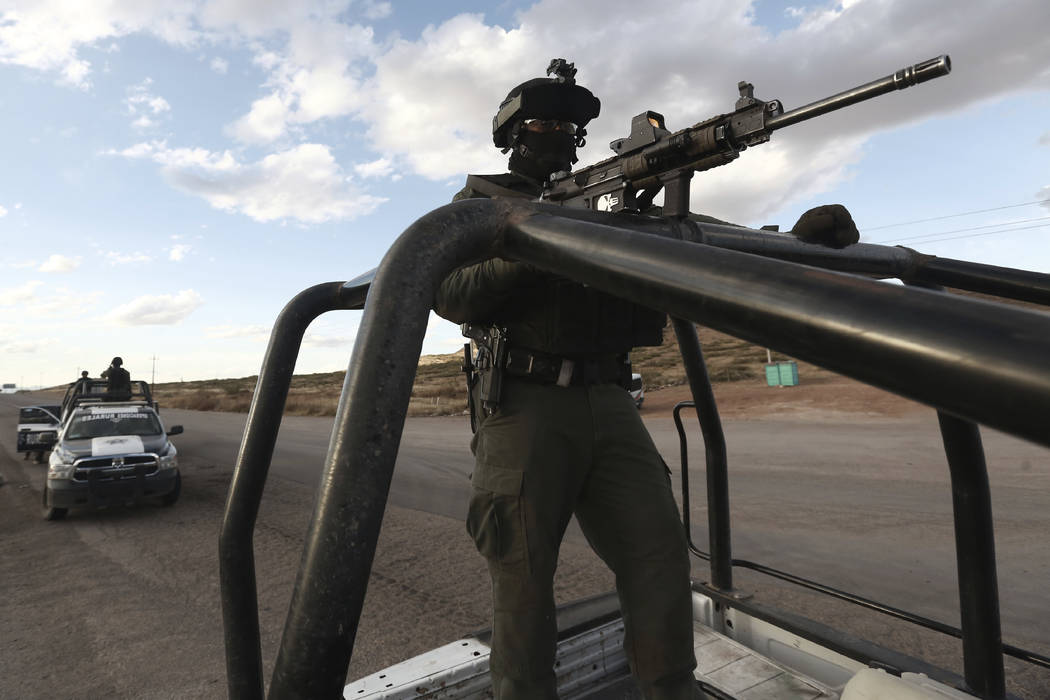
[16,404,62,461]
[628,371,644,408]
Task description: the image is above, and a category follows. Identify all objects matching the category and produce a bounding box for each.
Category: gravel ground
[1,376,1047,698]
[0,401,614,699]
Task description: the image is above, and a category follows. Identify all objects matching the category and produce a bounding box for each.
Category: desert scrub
[148,322,806,417]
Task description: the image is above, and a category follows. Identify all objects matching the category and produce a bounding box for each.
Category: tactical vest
[456,174,666,355]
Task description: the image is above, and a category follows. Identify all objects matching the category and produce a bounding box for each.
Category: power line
[881,222,1050,247]
[861,198,1050,232]
[873,215,1050,244]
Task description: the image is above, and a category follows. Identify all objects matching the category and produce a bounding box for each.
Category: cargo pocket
[465,463,528,574]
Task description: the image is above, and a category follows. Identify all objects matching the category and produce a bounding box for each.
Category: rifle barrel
[765,55,950,131]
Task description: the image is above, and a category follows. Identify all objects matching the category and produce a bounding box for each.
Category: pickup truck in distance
[17,405,61,455]
[43,402,183,520]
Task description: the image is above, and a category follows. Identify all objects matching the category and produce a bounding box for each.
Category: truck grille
[73,454,159,481]
[24,431,57,445]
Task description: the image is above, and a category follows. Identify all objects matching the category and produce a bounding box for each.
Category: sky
[1,0,1048,388]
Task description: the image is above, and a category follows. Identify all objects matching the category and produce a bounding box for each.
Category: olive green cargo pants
[467,378,698,699]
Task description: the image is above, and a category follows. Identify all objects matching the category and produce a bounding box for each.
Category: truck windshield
[66,412,162,440]
[19,408,60,425]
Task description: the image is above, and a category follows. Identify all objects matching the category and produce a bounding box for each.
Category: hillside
[146,323,831,418]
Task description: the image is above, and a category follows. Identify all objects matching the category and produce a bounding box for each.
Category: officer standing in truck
[435,59,859,700]
[435,59,700,700]
[101,356,132,402]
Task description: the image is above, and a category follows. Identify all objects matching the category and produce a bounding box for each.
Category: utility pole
[152,355,157,385]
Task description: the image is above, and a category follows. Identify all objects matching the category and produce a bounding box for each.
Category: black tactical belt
[503,347,626,387]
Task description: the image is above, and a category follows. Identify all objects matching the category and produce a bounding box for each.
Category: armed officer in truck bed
[435,59,858,700]
[434,59,699,700]
[101,356,132,402]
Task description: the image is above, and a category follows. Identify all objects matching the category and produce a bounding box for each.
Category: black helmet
[492,59,601,151]
[112,356,123,366]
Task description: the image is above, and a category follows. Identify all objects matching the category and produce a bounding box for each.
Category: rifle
[543,55,951,217]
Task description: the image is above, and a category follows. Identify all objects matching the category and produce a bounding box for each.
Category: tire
[42,485,68,521]
[161,472,181,507]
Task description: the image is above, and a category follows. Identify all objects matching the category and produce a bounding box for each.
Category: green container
[765,361,799,387]
[778,361,799,386]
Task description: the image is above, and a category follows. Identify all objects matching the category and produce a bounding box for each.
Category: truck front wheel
[161,472,181,507]
[42,485,68,521]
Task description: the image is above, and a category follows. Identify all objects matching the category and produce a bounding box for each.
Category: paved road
[169,401,1050,644]
[2,392,1048,697]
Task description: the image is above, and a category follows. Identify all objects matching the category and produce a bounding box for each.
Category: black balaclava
[509,129,577,182]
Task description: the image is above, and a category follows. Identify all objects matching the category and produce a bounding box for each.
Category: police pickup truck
[43,402,183,520]
[17,404,62,457]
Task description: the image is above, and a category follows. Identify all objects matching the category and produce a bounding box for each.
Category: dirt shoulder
[0,405,613,699]
[641,370,924,421]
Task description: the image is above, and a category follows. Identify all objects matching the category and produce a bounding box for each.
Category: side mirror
[167,425,184,436]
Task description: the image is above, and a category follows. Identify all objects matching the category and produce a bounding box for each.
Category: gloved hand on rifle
[790,204,859,248]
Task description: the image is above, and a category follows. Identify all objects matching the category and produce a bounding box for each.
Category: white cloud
[105,251,153,265]
[126,78,171,129]
[0,280,42,306]
[0,1,373,89]
[303,333,353,348]
[169,244,192,261]
[206,324,270,339]
[353,157,395,179]
[0,3,198,89]
[113,140,385,223]
[225,18,378,144]
[110,139,240,171]
[210,56,229,74]
[0,205,7,217]
[8,1,1050,226]
[29,288,103,316]
[229,93,292,144]
[694,134,868,223]
[1040,132,1050,147]
[2,338,58,354]
[361,14,521,179]
[104,289,204,326]
[38,254,82,273]
[361,1,392,20]
[1040,186,1050,212]
[354,0,1050,223]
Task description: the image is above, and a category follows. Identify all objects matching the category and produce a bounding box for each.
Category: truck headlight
[159,446,178,471]
[48,464,75,480]
[48,446,76,479]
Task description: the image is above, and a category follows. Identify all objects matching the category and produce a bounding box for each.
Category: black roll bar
[673,401,1050,685]
[671,319,732,592]
[691,221,1050,305]
[219,281,369,699]
[220,198,1050,699]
